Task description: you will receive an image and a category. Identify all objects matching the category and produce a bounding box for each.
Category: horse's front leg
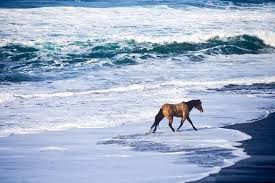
[187,117,197,131]
[177,118,185,131]
[168,117,175,132]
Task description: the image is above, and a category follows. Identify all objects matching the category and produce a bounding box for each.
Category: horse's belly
[174,113,183,118]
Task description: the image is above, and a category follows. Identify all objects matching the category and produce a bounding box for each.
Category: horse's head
[194,100,203,112]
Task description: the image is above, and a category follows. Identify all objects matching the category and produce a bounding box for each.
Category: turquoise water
[1,34,272,83]
[0,1,275,182]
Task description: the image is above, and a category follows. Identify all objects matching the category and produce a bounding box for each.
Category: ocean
[0,0,275,182]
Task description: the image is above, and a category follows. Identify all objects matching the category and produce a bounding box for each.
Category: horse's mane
[186,100,201,107]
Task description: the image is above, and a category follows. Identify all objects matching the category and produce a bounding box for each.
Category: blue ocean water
[0,0,275,182]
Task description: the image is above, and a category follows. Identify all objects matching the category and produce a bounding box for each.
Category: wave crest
[0,34,273,83]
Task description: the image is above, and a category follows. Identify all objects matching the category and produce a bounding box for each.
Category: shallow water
[0,0,275,182]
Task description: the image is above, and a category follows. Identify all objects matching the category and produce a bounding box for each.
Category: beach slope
[190,112,275,183]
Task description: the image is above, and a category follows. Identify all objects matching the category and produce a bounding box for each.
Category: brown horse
[148,100,203,133]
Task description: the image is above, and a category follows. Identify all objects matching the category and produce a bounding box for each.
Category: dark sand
[190,112,275,183]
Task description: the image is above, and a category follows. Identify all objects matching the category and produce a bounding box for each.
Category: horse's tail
[149,108,164,133]
[155,108,164,124]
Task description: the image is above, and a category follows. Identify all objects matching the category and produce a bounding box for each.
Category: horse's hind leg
[147,122,157,134]
[168,117,175,132]
[149,109,164,133]
[177,119,185,131]
[187,117,197,131]
[150,121,159,133]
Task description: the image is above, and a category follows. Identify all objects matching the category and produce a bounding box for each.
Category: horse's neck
[186,101,194,112]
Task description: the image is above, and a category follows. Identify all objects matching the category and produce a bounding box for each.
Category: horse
[148,100,203,133]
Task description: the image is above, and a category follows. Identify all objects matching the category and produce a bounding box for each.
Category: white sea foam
[0,6,274,46]
[1,75,273,102]
[39,146,68,152]
[104,154,132,158]
[0,93,17,103]
[0,4,274,183]
[96,126,251,182]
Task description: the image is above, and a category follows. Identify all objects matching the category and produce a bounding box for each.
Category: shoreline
[0,112,274,183]
[190,112,275,183]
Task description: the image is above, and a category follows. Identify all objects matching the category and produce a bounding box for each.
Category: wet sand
[0,112,273,183]
[190,112,275,183]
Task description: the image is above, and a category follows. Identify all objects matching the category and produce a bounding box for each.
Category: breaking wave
[0,34,273,83]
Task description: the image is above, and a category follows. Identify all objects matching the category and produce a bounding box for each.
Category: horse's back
[161,102,187,118]
[161,104,173,117]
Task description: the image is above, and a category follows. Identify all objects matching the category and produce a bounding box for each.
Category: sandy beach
[1,112,274,183]
[1,0,274,182]
[0,114,253,183]
[190,112,275,183]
